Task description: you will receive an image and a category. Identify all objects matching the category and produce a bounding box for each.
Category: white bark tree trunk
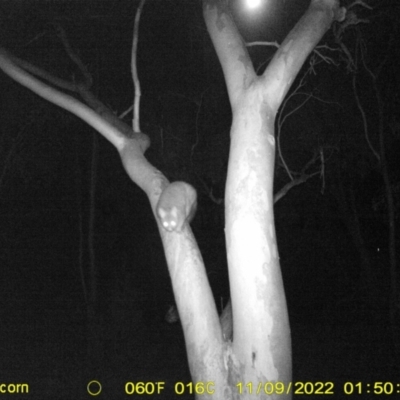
[202,0,345,398]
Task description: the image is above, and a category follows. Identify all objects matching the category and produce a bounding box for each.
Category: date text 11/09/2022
[123,381,400,396]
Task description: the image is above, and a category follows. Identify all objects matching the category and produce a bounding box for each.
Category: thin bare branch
[274,172,319,204]
[246,41,280,48]
[54,23,93,87]
[347,0,373,11]
[131,0,146,133]
[276,69,311,181]
[7,51,77,92]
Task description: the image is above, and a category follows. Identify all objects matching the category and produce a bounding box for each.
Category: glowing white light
[246,0,261,9]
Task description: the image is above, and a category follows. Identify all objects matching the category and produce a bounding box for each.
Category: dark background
[0,0,399,398]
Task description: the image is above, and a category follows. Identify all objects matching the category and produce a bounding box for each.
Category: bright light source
[246,0,261,9]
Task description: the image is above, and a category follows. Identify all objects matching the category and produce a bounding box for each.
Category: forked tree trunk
[201,0,346,397]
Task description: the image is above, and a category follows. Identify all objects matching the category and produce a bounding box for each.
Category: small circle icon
[87,380,102,396]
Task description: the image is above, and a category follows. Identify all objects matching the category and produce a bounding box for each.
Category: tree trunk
[225,89,292,391]
[203,0,345,397]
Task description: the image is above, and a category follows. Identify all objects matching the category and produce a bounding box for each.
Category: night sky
[0,0,399,398]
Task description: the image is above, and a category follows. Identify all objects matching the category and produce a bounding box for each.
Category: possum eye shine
[156,182,197,233]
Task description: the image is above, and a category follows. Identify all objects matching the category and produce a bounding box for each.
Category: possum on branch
[156,181,197,233]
